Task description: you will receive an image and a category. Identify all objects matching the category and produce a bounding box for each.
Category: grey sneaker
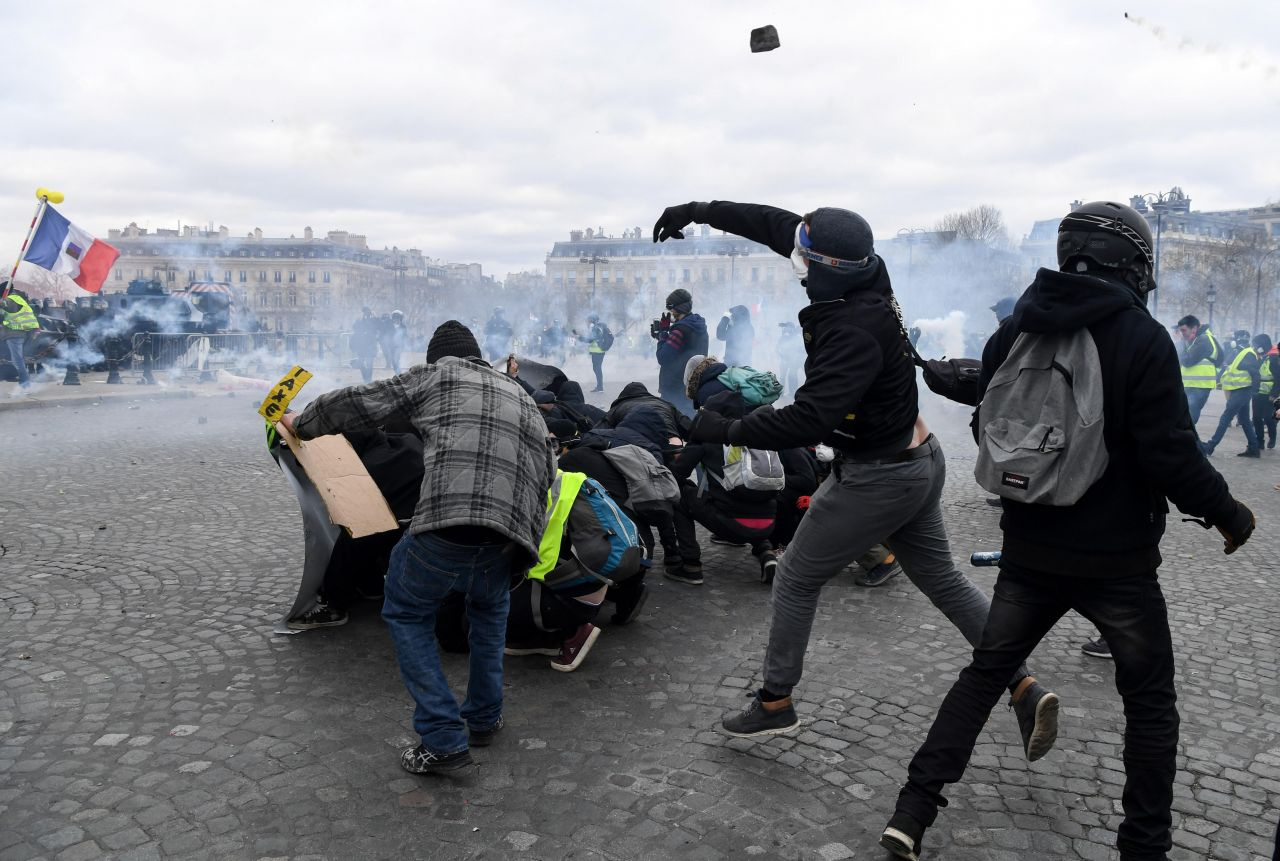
[400,744,472,774]
[1080,636,1112,659]
[1010,680,1059,762]
[721,691,800,738]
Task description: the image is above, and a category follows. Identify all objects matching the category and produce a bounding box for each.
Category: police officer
[1201,329,1261,457]
[1,281,40,390]
[1251,333,1277,450]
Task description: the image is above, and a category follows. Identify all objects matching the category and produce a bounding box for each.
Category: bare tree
[934,204,1011,249]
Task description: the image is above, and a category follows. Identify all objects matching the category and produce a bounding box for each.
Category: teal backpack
[717,365,782,407]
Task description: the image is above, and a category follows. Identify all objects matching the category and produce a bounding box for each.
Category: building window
[308,271,316,283]
[288,271,296,283]
[188,269,196,282]
[239,271,247,282]
[701,268,710,282]
[308,291,317,306]
[273,271,282,283]
[257,292,267,307]
[167,270,176,282]
[322,293,331,307]
[288,292,297,306]
[716,268,725,282]
[667,270,676,284]
[115,269,122,281]
[323,271,331,283]
[682,269,690,283]
[751,267,760,282]
[272,292,283,307]
[567,271,576,284]
[258,271,266,282]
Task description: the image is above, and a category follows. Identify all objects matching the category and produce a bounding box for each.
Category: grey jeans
[763,435,1029,696]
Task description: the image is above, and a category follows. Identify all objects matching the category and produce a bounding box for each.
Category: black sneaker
[759,551,779,584]
[1010,680,1059,762]
[721,691,800,738]
[550,623,600,672]
[710,535,746,547]
[880,811,925,860]
[1080,636,1112,659]
[400,744,473,774]
[665,563,703,585]
[611,583,649,626]
[287,599,348,631]
[855,555,902,587]
[468,717,503,748]
[1236,447,1261,458]
[662,555,683,572]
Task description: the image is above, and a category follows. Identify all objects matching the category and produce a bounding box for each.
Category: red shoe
[550,624,600,673]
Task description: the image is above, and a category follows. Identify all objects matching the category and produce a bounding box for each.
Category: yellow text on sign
[258,366,314,423]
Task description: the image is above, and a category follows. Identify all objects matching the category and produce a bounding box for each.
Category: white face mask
[790,222,810,281]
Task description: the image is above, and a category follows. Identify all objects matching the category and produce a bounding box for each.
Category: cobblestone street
[2,391,1277,860]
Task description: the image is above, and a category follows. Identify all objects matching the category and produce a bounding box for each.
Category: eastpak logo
[1001,472,1029,490]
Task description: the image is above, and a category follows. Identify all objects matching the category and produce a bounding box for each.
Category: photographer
[651,288,708,416]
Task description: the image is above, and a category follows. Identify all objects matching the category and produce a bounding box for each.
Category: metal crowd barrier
[127,332,360,383]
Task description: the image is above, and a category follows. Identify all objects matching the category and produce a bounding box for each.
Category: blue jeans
[1184,386,1210,428]
[5,337,29,387]
[1205,387,1259,451]
[897,566,1178,860]
[382,531,517,754]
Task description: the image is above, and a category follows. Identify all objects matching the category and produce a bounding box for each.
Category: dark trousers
[673,484,773,565]
[1206,387,1259,451]
[896,566,1179,860]
[771,493,807,548]
[507,579,600,647]
[590,352,605,390]
[1252,393,1277,448]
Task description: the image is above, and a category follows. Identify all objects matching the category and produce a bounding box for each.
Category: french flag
[23,205,120,294]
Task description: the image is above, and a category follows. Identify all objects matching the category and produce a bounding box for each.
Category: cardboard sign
[273,421,399,539]
[259,366,314,423]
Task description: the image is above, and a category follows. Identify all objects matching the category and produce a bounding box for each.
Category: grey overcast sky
[1,1,1277,280]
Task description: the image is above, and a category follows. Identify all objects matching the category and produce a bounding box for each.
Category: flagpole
[4,188,60,300]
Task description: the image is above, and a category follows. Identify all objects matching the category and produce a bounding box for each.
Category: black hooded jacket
[980,268,1236,576]
[602,382,689,438]
[716,305,755,366]
[690,201,919,457]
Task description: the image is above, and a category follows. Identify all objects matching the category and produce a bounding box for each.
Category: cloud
[1,1,1278,280]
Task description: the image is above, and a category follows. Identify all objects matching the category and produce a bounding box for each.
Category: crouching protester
[283,321,556,775]
[505,469,646,671]
[653,200,1058,754]
[667,356,781,585]
[883,202,1256,861]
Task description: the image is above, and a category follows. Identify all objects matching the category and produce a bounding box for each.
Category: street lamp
[897,227,927,291]
[580,254,606,307]
[1254,246,1278,333]
[1207,282,1217,329]
[717,246,746,306]
[1137,192,1170,318]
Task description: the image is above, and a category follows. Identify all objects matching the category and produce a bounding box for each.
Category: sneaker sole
[855,566,901,587]
[504,647,559,656]
[722,717,800,739]
[550,626,600,673]
[1080,647,1113,660]
[613,588,649,626]
[879,829,919,861]
[1026,691,1060,762]
[401,753,474,774]
[286,617,349,631]
[663,571,703,586]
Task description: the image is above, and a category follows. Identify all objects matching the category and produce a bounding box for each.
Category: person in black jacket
[1251,334,1278,449]
[653,289,709,416]
[601,381,690,440]
[716,305,755,366]
[883,201,1256,861]
[654,200,1057,750]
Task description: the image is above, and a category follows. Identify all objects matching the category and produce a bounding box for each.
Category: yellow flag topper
[259,365,313,423]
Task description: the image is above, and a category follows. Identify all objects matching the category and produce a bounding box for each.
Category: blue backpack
[717,365,783,406]
[543,477,645,590]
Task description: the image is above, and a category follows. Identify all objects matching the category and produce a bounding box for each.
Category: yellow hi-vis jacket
[1257,354,1274,397]
[1220,347,1256,391]
[1180,329,1219,389]
[528,470,586,581]
[1,294,39,332]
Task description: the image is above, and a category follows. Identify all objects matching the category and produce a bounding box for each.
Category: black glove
[1218,500,1255,555]
[688,408,732,444]
[653,202,700,243]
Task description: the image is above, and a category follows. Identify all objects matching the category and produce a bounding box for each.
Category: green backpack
[717,365,782,407]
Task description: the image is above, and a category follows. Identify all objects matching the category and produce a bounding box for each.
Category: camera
[650,311,672,340]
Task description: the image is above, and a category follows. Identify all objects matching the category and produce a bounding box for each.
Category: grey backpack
[601,444,681,518]
[975,329,1108,505]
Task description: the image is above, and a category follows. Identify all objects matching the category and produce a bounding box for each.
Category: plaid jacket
[293,357,556,565]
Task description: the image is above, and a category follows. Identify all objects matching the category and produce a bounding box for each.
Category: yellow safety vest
[1259,356,1275,397]
[528,470,587,582]
[1,295,39,332]
[1180,330,1219,389]
[1219,347,1255,391]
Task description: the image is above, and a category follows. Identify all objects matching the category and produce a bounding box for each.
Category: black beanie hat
[665,288,693,315]
[803,207,877,302]
[426,320,481,363]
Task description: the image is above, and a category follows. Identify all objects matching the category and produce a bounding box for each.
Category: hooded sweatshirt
[716,305,755,366]
[980,268,1236,576]
[602,381,689,439]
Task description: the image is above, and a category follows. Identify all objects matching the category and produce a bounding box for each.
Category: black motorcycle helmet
[1056,201,1155,294]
